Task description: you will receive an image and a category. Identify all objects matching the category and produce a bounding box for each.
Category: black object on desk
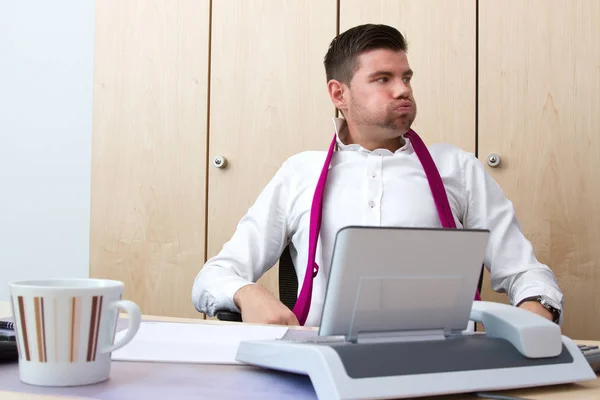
[0,319,18,363]
[0,335,18,363]
[0,321,14,330]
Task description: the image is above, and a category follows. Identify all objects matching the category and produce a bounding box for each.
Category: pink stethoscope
[292,129,481,326]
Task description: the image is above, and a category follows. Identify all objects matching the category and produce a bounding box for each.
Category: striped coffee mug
[8,278,141,386]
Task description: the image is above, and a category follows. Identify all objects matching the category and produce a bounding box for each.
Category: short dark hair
[324,24,408,85]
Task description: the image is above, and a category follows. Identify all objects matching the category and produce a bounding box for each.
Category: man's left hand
[518,300,553,321]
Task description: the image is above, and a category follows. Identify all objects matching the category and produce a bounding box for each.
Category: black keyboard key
[580,345,600,373]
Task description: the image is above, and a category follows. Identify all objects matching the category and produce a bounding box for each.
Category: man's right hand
[233,284,299,326]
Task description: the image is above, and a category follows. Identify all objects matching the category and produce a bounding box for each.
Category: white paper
[111,321,289,364]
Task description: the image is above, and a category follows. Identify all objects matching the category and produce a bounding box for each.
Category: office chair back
[278,245,297,310]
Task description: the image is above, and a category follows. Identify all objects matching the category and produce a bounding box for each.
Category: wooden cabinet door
[340,0,477,152]
[90,0,210,318]
[478,0,600,339]
[207,1,337,298]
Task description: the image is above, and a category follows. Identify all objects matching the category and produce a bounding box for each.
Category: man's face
[343,49,417,135]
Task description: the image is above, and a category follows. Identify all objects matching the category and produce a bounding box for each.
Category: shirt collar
[331,117,412,155]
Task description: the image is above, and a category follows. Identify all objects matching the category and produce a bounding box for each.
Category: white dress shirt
[192,118,563,327]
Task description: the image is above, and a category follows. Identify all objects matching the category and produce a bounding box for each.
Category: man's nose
[392,79,411,99]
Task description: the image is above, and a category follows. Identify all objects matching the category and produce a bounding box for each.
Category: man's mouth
[394,103,413,112]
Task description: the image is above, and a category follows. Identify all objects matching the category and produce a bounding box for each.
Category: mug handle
[100,300,142,354]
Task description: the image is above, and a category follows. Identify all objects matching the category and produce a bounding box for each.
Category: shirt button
[372,173,377,178]
[369,200,376,208]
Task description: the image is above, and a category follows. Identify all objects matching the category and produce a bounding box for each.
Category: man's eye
[403,77,412,83]
[376,77,389,83]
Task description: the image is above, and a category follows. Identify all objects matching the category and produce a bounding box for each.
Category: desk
[0,301,598,400]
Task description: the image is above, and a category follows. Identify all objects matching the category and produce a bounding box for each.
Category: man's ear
[327,80,348,113]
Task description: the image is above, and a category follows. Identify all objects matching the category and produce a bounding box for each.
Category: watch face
[540,296,561,322]
[540,296,558,310]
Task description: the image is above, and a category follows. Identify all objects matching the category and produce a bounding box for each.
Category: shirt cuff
[210,278,255,315]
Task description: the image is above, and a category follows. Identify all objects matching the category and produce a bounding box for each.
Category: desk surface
[0,301,598,400]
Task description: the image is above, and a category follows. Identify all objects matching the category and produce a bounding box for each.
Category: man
[192,24,563,327]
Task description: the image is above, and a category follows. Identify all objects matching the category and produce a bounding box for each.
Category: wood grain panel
[207,1,337,298]
[478,0,600,339]
[90,0,210,318]
[340,0,476,152]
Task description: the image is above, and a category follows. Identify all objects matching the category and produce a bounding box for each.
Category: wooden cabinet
[90,0,210,318]
[90,0,336,317]
[478,0,600,339]
[90,0,600,339]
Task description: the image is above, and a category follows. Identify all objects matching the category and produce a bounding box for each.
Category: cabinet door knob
[487,153,501,167]
[212,156,228,169]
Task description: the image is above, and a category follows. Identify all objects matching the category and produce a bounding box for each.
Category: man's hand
[233,284,299,326]
[518,300,553,321]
